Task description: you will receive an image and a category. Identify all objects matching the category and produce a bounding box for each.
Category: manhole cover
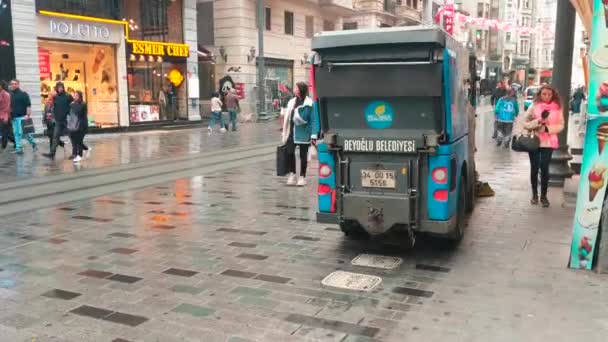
[351,254,403,270]
[321,271,382,292]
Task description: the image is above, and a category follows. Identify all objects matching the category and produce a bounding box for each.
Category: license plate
[361,170,396,189]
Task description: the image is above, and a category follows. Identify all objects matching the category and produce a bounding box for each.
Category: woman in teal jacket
[281,82,319,186]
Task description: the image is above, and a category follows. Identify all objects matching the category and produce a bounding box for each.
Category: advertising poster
[38,48,51,80]
[570,0,608,269]
[130,105,160,123]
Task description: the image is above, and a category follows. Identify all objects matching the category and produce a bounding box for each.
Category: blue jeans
[227,109,237,130]
[208,111,224,130]
[12,117,35,152]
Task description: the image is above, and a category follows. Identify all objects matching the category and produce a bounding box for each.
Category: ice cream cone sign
[597,123,608,154]
[588,164,607,202]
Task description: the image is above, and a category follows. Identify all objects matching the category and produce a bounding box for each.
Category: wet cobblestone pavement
[0,123,278,184]
[0,117,605,342]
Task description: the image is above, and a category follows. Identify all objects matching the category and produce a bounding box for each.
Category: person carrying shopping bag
[67,91,88,163]
[281,82,319,187]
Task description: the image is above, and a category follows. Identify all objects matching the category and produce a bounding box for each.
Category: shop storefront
[126,40,189,123]
[35,2,193,127]
[122,0,190,124]
[36,12,128,128]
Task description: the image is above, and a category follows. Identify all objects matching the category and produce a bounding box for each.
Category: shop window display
[39,40,119,128]
[127,58,187,123]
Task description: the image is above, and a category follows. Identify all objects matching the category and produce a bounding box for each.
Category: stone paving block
[238,296,280,309]
[172,303,216,318]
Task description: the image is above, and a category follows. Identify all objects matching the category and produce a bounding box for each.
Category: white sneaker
[286,173,296,186]
[73,156,82,163]
[208,127,212,134]
[296,176,307,187]
[220,127,227,133]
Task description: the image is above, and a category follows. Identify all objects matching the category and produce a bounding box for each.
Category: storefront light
[157,56,163,63]
[139,55,145,62]
[148,55,154,62]
[130,54,136,61]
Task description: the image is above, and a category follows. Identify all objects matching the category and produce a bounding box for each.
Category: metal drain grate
[321,271,382,292]
[351,254,403,270]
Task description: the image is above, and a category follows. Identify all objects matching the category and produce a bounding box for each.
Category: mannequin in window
[159,85,168,121]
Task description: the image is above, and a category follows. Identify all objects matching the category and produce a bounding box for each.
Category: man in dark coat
[43,82,72,159]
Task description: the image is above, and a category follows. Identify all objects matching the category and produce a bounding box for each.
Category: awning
[540,70,553,77]
[570,0,593,34]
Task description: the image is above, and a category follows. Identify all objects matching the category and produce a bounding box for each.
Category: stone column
[184,0,202,121]
[11,0,42,131]
[549,0,575,186]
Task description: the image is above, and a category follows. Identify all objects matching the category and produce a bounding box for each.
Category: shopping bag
[276,145,289,176]
[511,132,540,152]
[67,112,80,133]
[21,118,35,134]
[308,144,317,161]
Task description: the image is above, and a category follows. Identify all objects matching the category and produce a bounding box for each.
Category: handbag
[21,118,35,134]
[67,112,80,133]
[276,144,289,176]
[512,132,540,152]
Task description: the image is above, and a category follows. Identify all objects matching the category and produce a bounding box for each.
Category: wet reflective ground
[0,114,604,342]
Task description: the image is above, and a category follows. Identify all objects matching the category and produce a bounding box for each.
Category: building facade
[499,0,534,84]
[531,0,556,84]
[8,0,201,131]
[200,0,424,118]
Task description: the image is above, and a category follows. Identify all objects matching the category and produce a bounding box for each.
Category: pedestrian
[208,92,225,133]
[517,84,564,208]
[9,79,36,154]
[43,82,72,159]
[494,89,519,148]
[224,88,240,131]
[279,86,292,132]
[43,90,66,150]
[571,86,586,114]
[68,91,88,163]
[491,81,508,139]
[0,81,11,150]
[281,82,318,187]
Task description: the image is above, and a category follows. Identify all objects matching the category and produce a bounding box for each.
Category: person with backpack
[208,92,225,133]
[67,91,88,163]
[494,89,519,148]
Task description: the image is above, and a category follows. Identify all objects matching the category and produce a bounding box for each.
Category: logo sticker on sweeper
[365,101,394,129]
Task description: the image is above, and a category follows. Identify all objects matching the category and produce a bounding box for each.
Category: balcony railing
[319,0,354,11]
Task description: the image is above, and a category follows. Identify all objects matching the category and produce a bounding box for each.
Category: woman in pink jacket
[520,85,565,208]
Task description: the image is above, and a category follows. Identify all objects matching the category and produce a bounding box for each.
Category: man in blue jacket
[494,89,519,148]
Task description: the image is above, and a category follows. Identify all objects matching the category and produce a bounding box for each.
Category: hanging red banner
[38,48,50,80]
[443,4,455,35]
[234,82,245,99]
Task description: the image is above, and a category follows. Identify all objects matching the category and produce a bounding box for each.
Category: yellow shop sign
[131,41,189,58]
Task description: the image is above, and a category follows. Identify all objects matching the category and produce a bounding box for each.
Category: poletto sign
[37,15,123,44]
[130,41,189,58]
